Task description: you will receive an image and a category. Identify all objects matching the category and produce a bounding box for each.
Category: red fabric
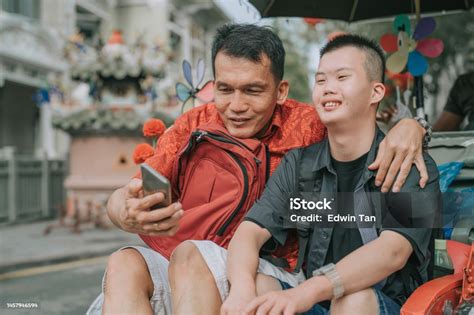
[137,99,326,267]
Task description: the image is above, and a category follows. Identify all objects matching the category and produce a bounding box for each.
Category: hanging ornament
[380,15,444,77]
[175,59,214,113]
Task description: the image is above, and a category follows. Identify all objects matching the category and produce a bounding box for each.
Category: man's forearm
[106,187,126,230]
[227,222,271,293]
[303,231,412,303]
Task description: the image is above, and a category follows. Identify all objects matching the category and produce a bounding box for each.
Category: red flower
[143,119,166,138]
[133,143,154,164]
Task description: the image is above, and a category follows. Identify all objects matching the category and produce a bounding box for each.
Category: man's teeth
[324,102,339,108]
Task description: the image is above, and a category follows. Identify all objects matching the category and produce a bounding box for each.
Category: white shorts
[86,241,304,315]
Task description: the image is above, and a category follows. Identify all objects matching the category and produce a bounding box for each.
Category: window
[75,5,102,45]
[1,0,40,19]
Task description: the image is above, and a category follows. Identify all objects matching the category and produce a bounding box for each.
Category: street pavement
[0,257,107,315]
[0,219,142,273]
[0,219,144,314]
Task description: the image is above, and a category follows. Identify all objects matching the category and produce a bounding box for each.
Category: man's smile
[228,117,252,126]
[321,99,343,111]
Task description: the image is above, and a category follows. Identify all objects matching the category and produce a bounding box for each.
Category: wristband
[414,116,432,149]
[312,263,345,299]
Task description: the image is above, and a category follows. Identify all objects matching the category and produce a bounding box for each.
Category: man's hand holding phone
[117,178,183,236]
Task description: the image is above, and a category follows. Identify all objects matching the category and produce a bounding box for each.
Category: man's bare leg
[169,242,221,315]
[169,242,285,315]
[102,248,154,315]
[330,288,379,315]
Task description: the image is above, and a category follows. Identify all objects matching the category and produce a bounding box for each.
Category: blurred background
[0,1,472,314]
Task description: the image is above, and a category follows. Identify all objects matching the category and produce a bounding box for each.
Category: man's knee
[105,248,153,296]
[169,241,210,278]
[331,288,378,315]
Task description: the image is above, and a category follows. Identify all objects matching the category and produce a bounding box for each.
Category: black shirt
[323,152,367,264]
[444,72,474,130]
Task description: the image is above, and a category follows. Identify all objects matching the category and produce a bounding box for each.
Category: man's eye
[316,79,326,84]
[218,87,232,92]
[246,89,261,94]
[338,75,348,80]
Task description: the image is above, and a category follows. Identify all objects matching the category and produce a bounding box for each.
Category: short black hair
[320,34,386,83]
[211,24,285,81]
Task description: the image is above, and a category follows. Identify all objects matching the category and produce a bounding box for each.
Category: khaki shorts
[86,241,304,315]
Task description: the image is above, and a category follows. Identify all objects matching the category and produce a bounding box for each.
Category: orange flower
[143,119,166,138]
[133,143,155,164]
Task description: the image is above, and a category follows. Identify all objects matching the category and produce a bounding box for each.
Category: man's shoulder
[282,141,326,166]
[275,99,326,147]
[452,72,474,91]
[456,72,474,83]
[281,99,316,116]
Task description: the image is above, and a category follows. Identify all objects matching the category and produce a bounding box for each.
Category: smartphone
[140,163,172,208]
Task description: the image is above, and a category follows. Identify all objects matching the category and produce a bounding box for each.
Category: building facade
[0,0,231,223]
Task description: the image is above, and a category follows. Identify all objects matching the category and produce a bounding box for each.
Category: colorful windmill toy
[175,59,214,113]
[380,15,444,77]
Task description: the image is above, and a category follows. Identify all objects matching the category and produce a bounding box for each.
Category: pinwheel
[380,15,444,77]
[175,59,214,113]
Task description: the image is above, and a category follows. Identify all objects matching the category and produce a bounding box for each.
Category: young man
[221,35,440,314]
[88,25,431,315]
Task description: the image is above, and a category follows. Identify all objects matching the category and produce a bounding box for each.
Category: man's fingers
[255,300,273,315]
[368,141,384,172]
[381,153,405,193]
[127,178,143,197]
[392,151,415,192]
[138,202,182,223]
[374,142,395,187]
[283,305,295,315]
[414,152,429,188]
[268,302,284,315]
[143,209,184,231]
[245,296,266,314]
[140,192,165,210]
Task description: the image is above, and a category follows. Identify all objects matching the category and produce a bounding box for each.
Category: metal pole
[41,154,50,218]
[414,0,426,119]
[414,76,425,119]
[5,147,17,223]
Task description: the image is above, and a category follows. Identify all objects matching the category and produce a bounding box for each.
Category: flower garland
[132,118,166,164]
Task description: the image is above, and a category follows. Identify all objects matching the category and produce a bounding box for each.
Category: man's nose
[323,79,337,96]
[228,92,248,112]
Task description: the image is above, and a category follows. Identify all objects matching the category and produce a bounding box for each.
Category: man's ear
[276,80,289,105]
[371,82,385,105]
